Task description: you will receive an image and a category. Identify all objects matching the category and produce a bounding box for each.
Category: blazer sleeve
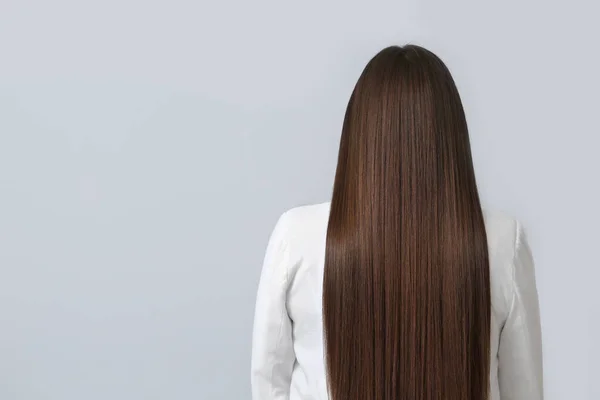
[498,221,544,400]
[251,213,295,400]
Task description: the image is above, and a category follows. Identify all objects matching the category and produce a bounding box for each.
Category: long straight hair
[323,45,490,400]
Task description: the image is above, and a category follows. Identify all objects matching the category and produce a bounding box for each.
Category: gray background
[0,0,598,399]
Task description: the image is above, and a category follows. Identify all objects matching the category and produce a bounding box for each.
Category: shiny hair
[323,45,490,400]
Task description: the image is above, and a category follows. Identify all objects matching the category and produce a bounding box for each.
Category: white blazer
[251,202,543,400]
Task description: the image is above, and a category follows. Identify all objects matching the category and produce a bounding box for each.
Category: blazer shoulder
[277,202,331,247]
[482,208,520,255]
[482,208,524,319]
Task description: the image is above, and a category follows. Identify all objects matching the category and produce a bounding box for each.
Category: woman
[251,45,543,400]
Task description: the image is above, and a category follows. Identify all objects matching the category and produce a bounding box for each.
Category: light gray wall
[0,1,597,399]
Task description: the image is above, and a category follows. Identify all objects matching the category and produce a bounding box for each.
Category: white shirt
[251,202,543,400]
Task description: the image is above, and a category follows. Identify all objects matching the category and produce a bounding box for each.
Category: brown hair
[323,45,490,400]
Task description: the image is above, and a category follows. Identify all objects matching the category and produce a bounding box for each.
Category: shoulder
[481,207,529,279]
[276,204,525,254]
[482,208,530,318]
[274,204,526,268]
[272,202,331,253]
[482,208,521,256]
[278,202,331,234]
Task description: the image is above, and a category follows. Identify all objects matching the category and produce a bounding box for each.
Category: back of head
[323,45,490,400]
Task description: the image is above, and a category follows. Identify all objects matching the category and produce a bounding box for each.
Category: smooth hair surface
[323,45,490,400]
